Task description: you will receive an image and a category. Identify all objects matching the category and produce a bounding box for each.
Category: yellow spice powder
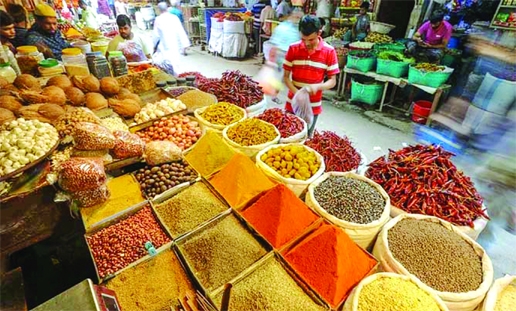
[495,284,516,311]
[81,175,145,229]
[358,277,442,311]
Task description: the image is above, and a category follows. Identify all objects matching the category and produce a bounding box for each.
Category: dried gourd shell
[46,75,73,90]
[0,76,10,88]
[39,103,65,120]
[0,108,16,125]
[100,77,120,97]
[14,74,41,91]
[20,90,47,104]
[42,86,67,106]
[17,105,52,123]
[0,95,23,112]
[64,87,86,106]
[108,98,141,118]
[72,75,100,93]
[86,92,108,111]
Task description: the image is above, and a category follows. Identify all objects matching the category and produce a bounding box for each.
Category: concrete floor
[176,48,515,278]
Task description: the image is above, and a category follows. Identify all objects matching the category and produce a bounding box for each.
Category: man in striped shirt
[283,15,340,137]
[252,0,268,54]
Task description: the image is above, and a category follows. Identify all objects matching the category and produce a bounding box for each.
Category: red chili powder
[284,223,377,308]
[241,184,319,249]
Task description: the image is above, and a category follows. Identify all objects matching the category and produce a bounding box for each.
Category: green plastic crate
[351,80,383,105]
[373,43,406,53]
[376,59,409,78]
[408,66,453,88]
[347,54,376,73]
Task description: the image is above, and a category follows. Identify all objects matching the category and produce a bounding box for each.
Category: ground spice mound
[105,249,196,311]
[284,223,377,308]
[388,218,483,293]
[81,175,145,229]
[155,182,228,238]
[184,130,235,177]
[242,184,319,248]
[209,153,275,208]
[357,276,442,311]
[179,214,267,292]
[213,258,326,311]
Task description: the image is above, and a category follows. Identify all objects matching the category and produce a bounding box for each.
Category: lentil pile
[105,249,196,311]
[314,176,385,224]
[366,144,487,227]
[184,130,235,177]
[134,161,198,198]
[213,258,326,311]
[179,214,267,292]
[177,89,217,111]
[81,175,145,229]
[387,218,483,293]
[260,145,321,180]
[199,102,244,126]
[305,131,361,172]
[155,182,228,238]
[495,283,516,311]
[357,276,442,311]
[242,184,319,248]
[87,206,171,278]
[226,119,277,146]
[256,108,304,138]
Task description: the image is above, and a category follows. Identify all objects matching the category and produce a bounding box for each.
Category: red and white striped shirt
[283,38,340,115]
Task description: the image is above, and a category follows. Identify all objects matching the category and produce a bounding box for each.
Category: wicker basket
[370,21,395,34]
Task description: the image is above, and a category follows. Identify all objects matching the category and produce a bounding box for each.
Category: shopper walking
[251,0,267,54]
[283,15,339,137]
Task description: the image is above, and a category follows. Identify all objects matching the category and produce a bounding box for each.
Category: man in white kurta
[152,2,190,74]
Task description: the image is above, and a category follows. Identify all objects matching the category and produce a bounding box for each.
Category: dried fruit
[100,77,120,96]
[108,98,141,117]
[72,75,100,93]
[46,75,73,90]
[64,87,86,106]
[0,95,23,112]
[42,86,67,105]
[14,74,41,91]
[86,93,108,111]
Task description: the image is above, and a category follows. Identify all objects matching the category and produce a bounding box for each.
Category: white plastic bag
[291,87,314,127]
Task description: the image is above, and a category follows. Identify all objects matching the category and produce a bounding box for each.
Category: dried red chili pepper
[256,108,304,138]
[305,131,361,172]
[366,144,488,227]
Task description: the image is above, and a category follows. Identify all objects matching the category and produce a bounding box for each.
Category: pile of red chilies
[366,144,488,227]
[177,72,208,85]
[305,131,361,172]
[197,70,263,108]
[256,109,304,138]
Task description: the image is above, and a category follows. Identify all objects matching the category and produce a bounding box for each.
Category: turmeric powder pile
[357,276,442,311]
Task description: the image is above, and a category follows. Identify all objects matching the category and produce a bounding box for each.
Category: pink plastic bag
[291,87,314,127]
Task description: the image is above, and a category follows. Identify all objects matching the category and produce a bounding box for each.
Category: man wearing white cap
[25,3,71,60]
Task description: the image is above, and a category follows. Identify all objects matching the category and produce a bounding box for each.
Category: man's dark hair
[299,15,321,36]
[0,10,14,27]
[360,1,370,9]
[430,12,445,24]
[117,14,131,28]
[6,4,26,24]
[264,0,271,5]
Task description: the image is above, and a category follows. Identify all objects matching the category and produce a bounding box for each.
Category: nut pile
[54,107,101,139]
[260,145,321,180]
[73,122,115,151]
[87,206,171,278]
[388,218,483,293]
[133,98,187,124]
[101,116,129,132]
[133,161,198,198]
[135,115,202,150]
[314,176,385,224]
[199,102,244,126]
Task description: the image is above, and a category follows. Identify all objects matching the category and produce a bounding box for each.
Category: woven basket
[370,21,396,34]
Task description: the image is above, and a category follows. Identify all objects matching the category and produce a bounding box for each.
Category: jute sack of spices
[343,272,450,311]
[373,214,494,311]
[194,104,247,134]
[306,172,390,250]
[256,144,326,197]
[481,275,516,311]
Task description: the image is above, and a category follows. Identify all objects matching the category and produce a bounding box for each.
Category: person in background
[0,11,16,54]
[409,11,452,63]
[283,15,339,137]
[108,14,152,61]
[260,1,276,36]
[6,4,29,48]
[79,0,100,29]
[252,0,267,54]
[108,0,116,17]
[351,1,370,41]
[275,0,292,21]
[169,0,184,23]
[97,0,113,18]
[315,0,332,37]
[114,0,127,16]
[152,2,190,74]
[25,4,71,60]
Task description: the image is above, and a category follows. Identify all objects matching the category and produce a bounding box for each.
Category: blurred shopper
[98,0,113,18]
[152,2,190,74]
[283,15,339,137]
[260,1,276,36]
[80,0,100,29]
[26,4,71,60]
[115,0,127,16]
[0,11,16,54]
[315,0,332,37]
[169,0,184,23]
[276,0,292,21]
[108,14,152,61]
[6,4,29,48]
[408,11,452,63]
[108,0,116,17]
[252,0,267,54]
